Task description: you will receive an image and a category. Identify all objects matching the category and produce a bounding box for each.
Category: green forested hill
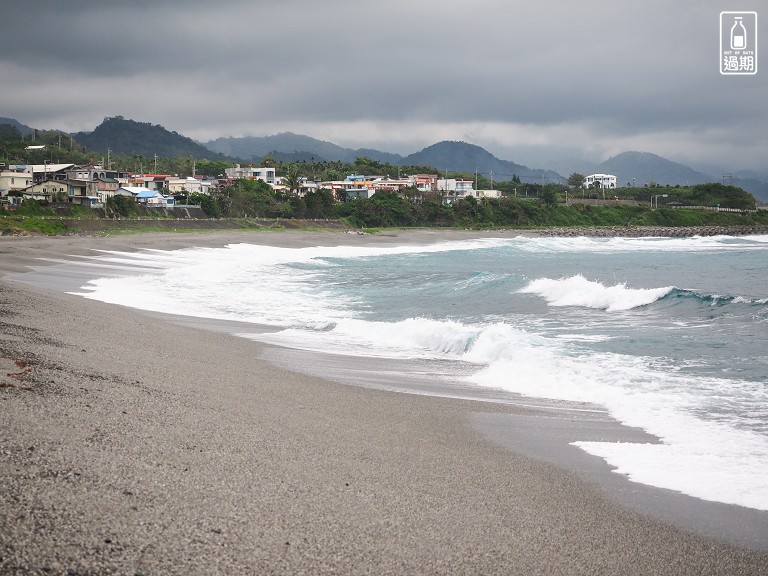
[403,141,559,184]
[73,116,228,159]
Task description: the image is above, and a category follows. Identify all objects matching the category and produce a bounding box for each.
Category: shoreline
[2,223,767,276]
[2,230,768,574]
[538,224,768,237]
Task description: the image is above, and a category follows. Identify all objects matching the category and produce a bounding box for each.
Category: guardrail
[668,205,757,213]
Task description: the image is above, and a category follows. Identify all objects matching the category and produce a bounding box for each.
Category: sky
[3,0,766,174]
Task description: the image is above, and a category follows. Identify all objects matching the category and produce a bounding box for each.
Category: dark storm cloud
[2,0,766,169]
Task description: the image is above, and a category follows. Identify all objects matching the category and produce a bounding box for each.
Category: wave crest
[519,275,674,311]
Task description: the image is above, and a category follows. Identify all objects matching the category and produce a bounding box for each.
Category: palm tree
[283,163,302,197]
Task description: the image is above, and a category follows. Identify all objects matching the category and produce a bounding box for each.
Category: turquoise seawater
[72,234,768,511]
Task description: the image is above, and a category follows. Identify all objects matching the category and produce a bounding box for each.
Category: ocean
[69,233,768,512]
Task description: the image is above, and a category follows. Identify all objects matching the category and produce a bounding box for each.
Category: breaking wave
[519,275,767,311]
[518,275,674,311]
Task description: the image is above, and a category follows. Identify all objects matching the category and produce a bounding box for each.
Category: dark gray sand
[2,230,768,575]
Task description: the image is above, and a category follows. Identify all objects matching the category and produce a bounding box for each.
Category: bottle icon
[730,17,747,50]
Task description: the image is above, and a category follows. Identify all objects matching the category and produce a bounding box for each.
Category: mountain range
[204,132,563,184]
[205,131,758,194]
[3,116,767,201]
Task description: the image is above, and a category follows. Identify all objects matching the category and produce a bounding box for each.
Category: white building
[165,176,203,194]
[438,178,504,204]
[473,189,502,199]
[225,164,276,185]
[0,166,33,199]
[584,173,617,189]
[437,178,475,194]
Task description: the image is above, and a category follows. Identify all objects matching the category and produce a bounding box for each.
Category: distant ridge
[402,141,559,184]
[73,116,228,159]
[597,151,711,187]
[0,117,34,136]
[205,135,557,183]
[204,132,403,165]
[204,132,351,162]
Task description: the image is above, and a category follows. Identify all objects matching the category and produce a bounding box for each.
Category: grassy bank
[0,214,357,236]
[2,203,768,237]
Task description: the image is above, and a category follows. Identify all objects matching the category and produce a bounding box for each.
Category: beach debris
[7,359,32,379]
[0,358,36,390]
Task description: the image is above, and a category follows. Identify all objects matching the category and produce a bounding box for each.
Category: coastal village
[0,157,621,211]
[0,161,506,209]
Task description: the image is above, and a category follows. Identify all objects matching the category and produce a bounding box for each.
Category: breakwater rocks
[539,225,768,238]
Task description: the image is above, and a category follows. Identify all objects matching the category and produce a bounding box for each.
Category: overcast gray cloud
[2,0,765,172]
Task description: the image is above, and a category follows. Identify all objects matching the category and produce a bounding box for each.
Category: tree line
[166,179,764,229]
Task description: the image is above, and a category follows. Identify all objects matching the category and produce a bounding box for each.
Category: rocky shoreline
[539,225,768,238]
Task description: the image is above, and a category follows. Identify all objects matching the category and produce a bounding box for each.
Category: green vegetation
[4,191,766,237]
[336,195,768,230]
[498,180,756,210]
[105,194,139,218]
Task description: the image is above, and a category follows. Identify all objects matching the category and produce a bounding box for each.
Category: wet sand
[2,229,768,575]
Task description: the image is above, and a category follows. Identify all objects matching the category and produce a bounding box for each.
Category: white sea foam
[513,234,768,253]
[66,236,768,512]
[519,275,674,311]
[574,425,768,510]
[553,333,613,342]
[242,317,482,359]
[464,331,768,511]
[71,240,505,327]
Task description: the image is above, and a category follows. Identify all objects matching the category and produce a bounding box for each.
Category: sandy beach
[2,229,768,575]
